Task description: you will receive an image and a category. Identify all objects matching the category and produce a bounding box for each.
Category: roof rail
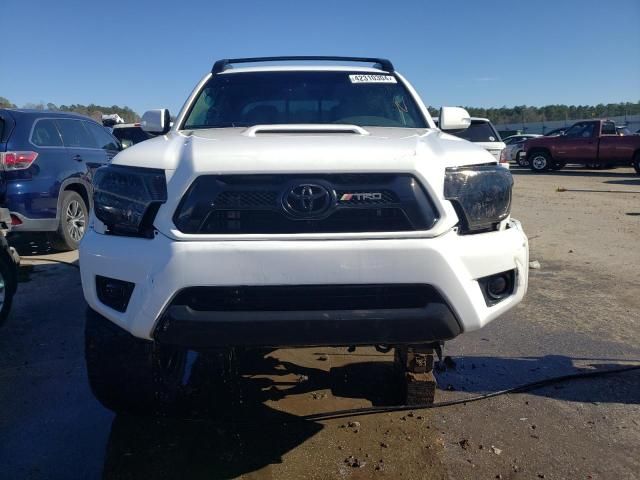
[211,56,394,74]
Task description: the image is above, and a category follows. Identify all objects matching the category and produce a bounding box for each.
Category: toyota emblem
[282,183,333,217]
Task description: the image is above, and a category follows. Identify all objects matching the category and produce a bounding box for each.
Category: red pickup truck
[521,120,640,174]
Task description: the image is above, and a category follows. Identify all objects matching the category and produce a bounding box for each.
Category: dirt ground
[1,165,639,479]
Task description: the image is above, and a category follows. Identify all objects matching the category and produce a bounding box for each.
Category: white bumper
[80,220,528,341]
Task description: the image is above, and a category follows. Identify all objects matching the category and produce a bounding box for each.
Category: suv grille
[173,174,438,234]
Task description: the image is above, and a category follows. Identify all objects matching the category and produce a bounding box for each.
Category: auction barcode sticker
[349,74,397,84]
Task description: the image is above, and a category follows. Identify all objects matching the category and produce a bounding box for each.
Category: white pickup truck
[80,56,528,413]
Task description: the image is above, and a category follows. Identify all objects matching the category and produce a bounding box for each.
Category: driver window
[565,123,586,139]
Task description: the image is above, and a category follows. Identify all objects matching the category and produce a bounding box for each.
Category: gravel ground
[0,165,638,480]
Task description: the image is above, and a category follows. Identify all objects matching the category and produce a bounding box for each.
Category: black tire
[517,152,529,167]
[529,151,551,172]
[49,191,88,251]
[633,153,640,175]
[85,308,187,416]
[0,245,18,327]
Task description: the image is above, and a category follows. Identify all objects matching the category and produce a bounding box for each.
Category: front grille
[173,174,438,234]
[171,284,442,312]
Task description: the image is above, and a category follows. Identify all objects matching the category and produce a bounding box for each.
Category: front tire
[85,308,187,416]
[49,191,88,251]
[633,153,640,175]
[529,151,551,172]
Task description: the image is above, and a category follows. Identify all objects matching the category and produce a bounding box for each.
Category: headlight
[93,165,167,238]
[444,165,513,233]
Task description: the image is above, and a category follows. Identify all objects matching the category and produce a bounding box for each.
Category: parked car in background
[616,126,632,136]
[503,134,540,146]
[502,134,542,166]
[111,123,155,148]
[544,127,568,137]
[0,109,121,250]
[522,119,640,173]
[436,117,508,168]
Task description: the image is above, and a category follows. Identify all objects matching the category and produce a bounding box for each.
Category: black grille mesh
[174,174,438,234]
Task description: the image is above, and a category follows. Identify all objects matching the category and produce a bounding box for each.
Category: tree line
[0,96,139,123]
[2,95,639,126]
[427,101,640,125]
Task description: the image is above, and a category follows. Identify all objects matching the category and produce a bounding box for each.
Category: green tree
[0,96,16,108]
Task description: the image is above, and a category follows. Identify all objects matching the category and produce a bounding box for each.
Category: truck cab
[522,119,640,172]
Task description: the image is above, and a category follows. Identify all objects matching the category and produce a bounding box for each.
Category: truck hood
[113,126,497,174]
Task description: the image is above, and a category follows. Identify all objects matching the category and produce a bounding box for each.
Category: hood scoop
[243,124,370,137]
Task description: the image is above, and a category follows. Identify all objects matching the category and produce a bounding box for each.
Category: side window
[565,123,586,138]
[85,121,119,150]
[31,119,63,147]
[55,119,97,148]
[601,122,616,135]
[581,124,595,138]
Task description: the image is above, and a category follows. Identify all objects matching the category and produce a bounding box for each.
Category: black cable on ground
[303,364,640,422]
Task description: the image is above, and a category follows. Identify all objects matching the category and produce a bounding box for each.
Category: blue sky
[2,0,639,115]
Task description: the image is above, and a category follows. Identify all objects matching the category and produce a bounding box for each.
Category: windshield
[182,71,427,129]
[451,121,501,142]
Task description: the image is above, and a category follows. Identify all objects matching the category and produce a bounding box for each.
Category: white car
[435,117,509,168]
[502,134,542,165]
[80,56,528,413]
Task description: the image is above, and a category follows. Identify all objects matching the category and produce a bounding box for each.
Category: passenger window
[85,121,119,150]
[55,119,97,148]
[31,119,63,147]
[601,122,616,135]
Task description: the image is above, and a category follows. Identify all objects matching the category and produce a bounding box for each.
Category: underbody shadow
[102,350,639,478]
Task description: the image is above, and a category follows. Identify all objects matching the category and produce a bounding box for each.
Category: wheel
[632,153,640,175]
[49,191,88,251]
[0,246,18,327]
[529,151,551,172]
[517,153,529,167]
[85,308,187,415]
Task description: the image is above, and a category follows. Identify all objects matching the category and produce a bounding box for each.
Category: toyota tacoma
[80,56,529,412]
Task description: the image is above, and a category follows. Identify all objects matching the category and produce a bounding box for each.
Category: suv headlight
[444,165,513,233]
[93,165,167,238]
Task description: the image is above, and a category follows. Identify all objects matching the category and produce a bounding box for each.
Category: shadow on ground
[8,232,57,256]
[101,350,639,479]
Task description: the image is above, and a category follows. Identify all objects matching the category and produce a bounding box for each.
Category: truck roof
[212,56,394,74]
[220,65,389,74]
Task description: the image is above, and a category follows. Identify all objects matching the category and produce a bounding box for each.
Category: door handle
[73,154,83,162]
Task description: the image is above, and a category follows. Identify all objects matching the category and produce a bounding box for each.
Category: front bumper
[80,220,529,346]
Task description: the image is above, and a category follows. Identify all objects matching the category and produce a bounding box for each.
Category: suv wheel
[85,308,187,415]
[529,152,551,172]
[49,191,88,251]
[633,153,640,175]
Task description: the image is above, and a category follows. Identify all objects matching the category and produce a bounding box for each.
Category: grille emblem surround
[282,183,334,218]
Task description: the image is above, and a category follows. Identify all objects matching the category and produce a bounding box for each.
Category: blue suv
[0,109,120,250]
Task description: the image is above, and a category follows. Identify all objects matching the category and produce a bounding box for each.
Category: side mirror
[120,138,133,150]
[439,107,471,131]
[141,109,171,134]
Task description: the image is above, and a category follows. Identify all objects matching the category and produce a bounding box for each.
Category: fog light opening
[96,275,135,313]
[479,270,515,306]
